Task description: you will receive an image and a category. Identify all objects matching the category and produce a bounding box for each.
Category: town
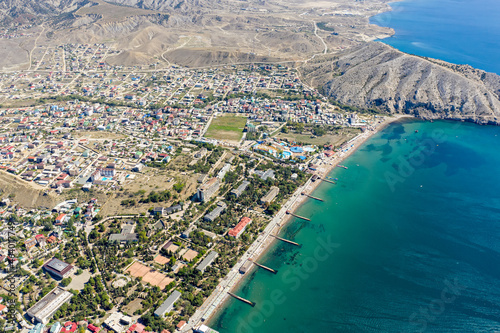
[0,42,387,333]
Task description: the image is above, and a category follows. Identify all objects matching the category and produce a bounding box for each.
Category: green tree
[61,277,72,287]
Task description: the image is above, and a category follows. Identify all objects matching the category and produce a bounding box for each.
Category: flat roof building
[204,202,227,222]
[165,204,182,215]
[196,251,218,272]
[255,169,275,181]
[217,163,231,180]
[230,180,250,198]
[109,222,138,243]
[154,290,182,318]
[27,287,73,324]
[43,258,75,279]
[195,325,220,333]
[260,186,279,205]
[103,312,131,333]
[196,177,220,203]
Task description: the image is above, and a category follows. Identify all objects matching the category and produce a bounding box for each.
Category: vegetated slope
[306,42,500,124]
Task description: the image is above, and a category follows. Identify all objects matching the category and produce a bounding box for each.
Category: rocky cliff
[303,42,500,124]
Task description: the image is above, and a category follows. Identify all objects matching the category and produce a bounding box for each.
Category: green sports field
[205,115,247,141]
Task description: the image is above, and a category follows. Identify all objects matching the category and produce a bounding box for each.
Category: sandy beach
[183,114,411,332]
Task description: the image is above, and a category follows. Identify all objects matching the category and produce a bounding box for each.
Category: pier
[269,234,301,247]
[249,259,278,274]
[227,292,256,307]
[286,210,311,221]
[301,192,324,202]
[319,177,336,185]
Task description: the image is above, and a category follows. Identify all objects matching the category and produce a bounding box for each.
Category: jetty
[319,177,336,185]
[249,259,278,274]
[286,210,311,221]
[269,234,301,247]
[227,292,255,307]
[301,192,324,202]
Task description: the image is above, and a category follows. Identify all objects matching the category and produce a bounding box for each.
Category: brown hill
[302,42,500,124]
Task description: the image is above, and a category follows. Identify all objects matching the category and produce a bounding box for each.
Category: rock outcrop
[304,42,500,124]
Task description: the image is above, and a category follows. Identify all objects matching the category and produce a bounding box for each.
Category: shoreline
[185,114,412,331]
[365,0,403,42]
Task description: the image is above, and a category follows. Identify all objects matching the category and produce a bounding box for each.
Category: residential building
[152,207,165,216]
[164,204,182,215]
[100,168,115,177]
[217,163,231,180]
[230,180,250,198]
[87,323,101,333]
[154,290,182,318]
[196,177,220,202]
[181,225,197,239]
[132,163,144,172]
[24,237,37,251]
[228,217,252,238]
[255,169,275,181]
[203,202,227,222]
[196,251,218,272]
[260,186,279,205]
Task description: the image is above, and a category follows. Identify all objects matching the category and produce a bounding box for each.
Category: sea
[208,1,500,332]
[209,120,500,332]
[370,0,500,74]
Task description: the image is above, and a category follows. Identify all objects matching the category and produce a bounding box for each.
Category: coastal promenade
[182,178,312,332]
[183,115,404,332]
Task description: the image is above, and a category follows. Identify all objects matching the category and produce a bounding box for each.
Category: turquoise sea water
[209,120,500,332]
[370,0,500,74]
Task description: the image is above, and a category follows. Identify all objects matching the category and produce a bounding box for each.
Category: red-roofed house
[88,324,101,333]
[228,217,252,238]
[176,321,186,330]
[128,323,144,333]
[55,213,68,224]
[61,321,77,333]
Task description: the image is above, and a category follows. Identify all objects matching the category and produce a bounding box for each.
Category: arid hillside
[0,0,394,69]
[301,42,500,124]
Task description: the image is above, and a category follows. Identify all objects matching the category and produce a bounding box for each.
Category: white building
[27,288,73,324]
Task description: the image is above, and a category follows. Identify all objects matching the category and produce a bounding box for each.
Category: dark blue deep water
[370,0,500,74]
[209,120,500,332]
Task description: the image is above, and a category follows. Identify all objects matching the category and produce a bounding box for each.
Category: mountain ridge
[301,42,500,125]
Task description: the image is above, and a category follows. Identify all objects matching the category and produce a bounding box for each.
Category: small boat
[337,165,348,169]
[415,130,419,133]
